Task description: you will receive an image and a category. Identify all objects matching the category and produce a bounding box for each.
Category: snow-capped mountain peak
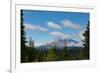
[36,38,83,49]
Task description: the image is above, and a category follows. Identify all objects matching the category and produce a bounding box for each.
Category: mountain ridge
[36,38,83,49]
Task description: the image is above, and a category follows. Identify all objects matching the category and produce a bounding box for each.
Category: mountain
[36,38,83,49]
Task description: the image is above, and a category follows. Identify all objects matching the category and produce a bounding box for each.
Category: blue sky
[22,10,89,46]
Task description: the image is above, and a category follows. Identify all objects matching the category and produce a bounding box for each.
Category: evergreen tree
[61,45,68,60]
[21,10,27,62]
[28,37,37,62]
[82,21,90,59]
[32,40,34,47]
[27,47,37,62]
[46,48,58,61]
[29,37,32,47]
[29,37,34,47]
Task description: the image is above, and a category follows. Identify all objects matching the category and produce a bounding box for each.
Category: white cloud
[47,21,62,29]
[34,41,51,47]
[49,31,85,41]
[24,23,48,32]
[34,42,44,47]
[68,29,85,40]
[49,31,71,39]
[67,42,83,47]
[49,31,63,37]
[24,23,35,30]
[62,20,81,29]
[79,29,85,40]
[36,25,48,32]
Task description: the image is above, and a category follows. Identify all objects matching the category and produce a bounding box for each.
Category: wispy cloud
[24,23,34,30]
[62,19,81,29]
[49,31,70,39]
[49,31,64,37]
[49,30,85,41]
[78,29,85,40]
[34,42,45,47]
[24,23,48,32]
[47,21,62,29]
